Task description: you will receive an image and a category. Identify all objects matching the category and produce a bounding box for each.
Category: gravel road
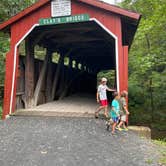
[0,117,159,166]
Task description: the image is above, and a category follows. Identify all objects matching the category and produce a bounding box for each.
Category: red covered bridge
[0,0,141,119]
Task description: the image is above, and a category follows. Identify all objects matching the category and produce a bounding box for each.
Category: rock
[128,126,151,139]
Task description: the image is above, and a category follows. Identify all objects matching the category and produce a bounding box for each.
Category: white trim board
[90,18,119,93]
[9,24,39,115]
[9,19,120,116]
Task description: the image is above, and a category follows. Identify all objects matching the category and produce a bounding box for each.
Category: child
[95,77,115,118]
[106,92,120,134]
[117,90,130,131]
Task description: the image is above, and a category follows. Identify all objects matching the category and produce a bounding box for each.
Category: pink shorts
[100,100,108,106]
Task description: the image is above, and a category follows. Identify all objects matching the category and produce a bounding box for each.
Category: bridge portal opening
[15,21,116,111]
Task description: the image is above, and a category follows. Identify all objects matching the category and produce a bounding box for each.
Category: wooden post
[59,70,84,100]
[45,49,53,102]
[33,48,50,106]
[51,55,64,100]
[52,49,73,100]
[67,57,73,95]
[57,55,65,97]
[24,37,35,108]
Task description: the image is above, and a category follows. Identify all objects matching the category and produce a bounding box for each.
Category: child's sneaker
[116,127,123,131]
[95,113,99,119]
[111,131,115,135]
[123,128,128,131]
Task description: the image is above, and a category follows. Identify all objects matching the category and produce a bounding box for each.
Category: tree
[120,0,166,125]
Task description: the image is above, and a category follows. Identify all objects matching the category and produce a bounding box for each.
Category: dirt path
[0,117,160,166]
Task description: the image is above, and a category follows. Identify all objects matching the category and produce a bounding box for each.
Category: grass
[0,105,2,119]
[145,159,153,164]
[152,139,166,165]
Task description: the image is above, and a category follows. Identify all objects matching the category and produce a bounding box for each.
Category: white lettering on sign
[51,0,71,17]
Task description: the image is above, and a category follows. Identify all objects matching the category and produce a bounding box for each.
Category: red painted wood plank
[11,3,51,43]
[114,17,123,92]
[2,51,12,119]
[2,2,52,118]
[123,46,128,91]
[72,1,117,34]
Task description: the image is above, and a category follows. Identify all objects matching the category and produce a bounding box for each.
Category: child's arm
[96,92,100,103]
[112,106,120,117]
[122,99,129,115]
[124,105,130,115]
[107,87,116,92]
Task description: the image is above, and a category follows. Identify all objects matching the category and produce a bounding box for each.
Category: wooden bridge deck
[13,94,98,117]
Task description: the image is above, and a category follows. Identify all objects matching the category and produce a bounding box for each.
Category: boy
[106,92,120,134]
[117,90,130,131]
[95,77,115,118]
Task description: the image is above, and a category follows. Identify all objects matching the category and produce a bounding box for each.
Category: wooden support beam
[67,57,73,91]
[51,36,103,44]
[34,26,97,37]
[59,71,84,100]
[51,55,64,100]
[57,57,65,97]
[56,48,73,99]
[32,31,48,45]
[24,37,35,108]
[59,58,83,100]
[45,49,53,102]
[33,48,50,106]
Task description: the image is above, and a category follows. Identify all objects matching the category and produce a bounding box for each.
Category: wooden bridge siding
[2,3,52,119]
[15,55,96,109]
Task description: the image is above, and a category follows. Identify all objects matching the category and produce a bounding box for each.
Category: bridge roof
[0,0,141,31]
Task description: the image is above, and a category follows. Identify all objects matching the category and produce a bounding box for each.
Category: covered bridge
[0,0,141,119]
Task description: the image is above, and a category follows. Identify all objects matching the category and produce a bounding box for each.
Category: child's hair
[113,92,119,97]
[121,90,128,97]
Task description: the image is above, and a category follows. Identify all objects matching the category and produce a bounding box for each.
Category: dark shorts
[112,117,119,123]
[100,100,108,106]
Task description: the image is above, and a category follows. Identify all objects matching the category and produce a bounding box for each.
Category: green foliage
[97,70,115,88]
[145,159,153,165]
[152,139,166,165]
[0,105,2,118]
[0,0,37,22]
[120,0,166,125]
[0,32,9,85]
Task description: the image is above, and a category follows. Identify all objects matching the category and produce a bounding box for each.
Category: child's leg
[118,121,123,128]
[112,122,117,134]
[118,115,127,128]
[104,105,108,117]
[122,121,127,129]
[95,106,104,117]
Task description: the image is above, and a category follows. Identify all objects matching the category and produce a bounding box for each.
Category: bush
[0,106,2,118]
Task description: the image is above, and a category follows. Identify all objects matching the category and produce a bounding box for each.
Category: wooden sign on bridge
[39,14,90,26]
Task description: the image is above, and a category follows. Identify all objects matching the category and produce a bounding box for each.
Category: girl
[109,92,120,134]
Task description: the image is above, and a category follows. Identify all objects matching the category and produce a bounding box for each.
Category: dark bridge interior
[16,21,116,109]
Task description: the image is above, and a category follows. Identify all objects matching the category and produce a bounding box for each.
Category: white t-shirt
[97,84,108,100]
